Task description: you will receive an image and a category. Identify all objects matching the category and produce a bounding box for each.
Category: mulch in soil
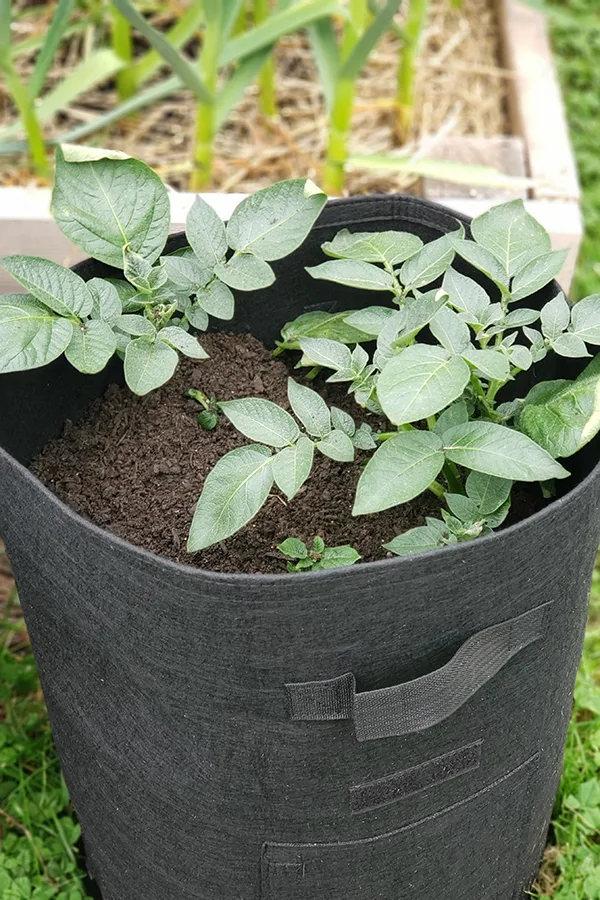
[30,332,542,575]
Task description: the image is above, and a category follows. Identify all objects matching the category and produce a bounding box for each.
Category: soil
[1,0,510,193]
[31,332,542,575]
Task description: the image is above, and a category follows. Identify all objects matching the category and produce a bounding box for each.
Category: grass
[531,575,600,899]
[0,559,92,900]
[546,0,600,301]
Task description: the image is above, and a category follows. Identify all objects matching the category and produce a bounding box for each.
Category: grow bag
[1,195,599,900]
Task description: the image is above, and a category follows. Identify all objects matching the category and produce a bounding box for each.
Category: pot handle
[285,602,550,741]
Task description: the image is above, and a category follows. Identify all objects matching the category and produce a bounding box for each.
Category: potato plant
[188,200,600,558]
[0,145,326,395]
[1,150,599,567]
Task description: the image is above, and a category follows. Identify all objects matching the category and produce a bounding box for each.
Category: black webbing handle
[285,603,550,741]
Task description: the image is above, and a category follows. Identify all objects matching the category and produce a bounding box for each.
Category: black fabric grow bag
[1,195,599,900]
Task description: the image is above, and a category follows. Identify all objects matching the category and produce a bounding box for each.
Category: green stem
[0,60,48,176]
[323,77,356,194]
[112,8,137,101]
[428,479,445,499]
[184,388,211,409]
[191,10,220,190]
[426,415,436,430]
[443,461,463,494]
[396,0,429,144]
[254,0,276,116]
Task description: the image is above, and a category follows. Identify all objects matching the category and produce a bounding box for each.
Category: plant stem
[112,7,137,101]
[395,0,429,144]
[443,461,463,494]
[0,60,48,176]
[191,9,220,190]
[254,0,276,116]
[323,76,356,194]
[427,479,445,498]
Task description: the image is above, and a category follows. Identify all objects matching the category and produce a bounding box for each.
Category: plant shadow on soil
[30,332,542,575]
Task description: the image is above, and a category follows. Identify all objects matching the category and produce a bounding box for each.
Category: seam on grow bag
[261,752,540,900]
[349,740,483,814]
[285,601,550,739]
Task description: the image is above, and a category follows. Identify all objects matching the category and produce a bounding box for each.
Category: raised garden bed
[0,0,582,293]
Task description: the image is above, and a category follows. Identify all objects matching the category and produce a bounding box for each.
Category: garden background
[0,0,600,897]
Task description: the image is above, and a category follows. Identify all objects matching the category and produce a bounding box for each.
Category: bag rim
[1,193,595,587]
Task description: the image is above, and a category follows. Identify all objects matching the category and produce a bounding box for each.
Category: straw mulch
[0,0,510,192]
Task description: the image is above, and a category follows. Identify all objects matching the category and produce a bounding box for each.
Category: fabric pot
[1,195,599,900]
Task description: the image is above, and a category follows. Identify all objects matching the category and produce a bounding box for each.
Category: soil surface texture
[31,332,541,574]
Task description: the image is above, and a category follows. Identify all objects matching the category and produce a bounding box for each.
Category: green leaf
[64,319,117,374]
[377,345,471,425]
[317,545,361,569]
[124,337,179,395]
[316,429,355,462]
[443,421,569,481]
[508,344,533,371]
[451,240,508,288]
[510,249,568,302]
[114,314,156,336]
[112,0,213,103]
[123,247,164,293]
[352,423,377,450]
[523,326,547,363]
[445,493,480,524]
[344,306,395,336]
[88,278,122,323]
[465,471,512,516]
[278,537,309,559]
[51,146,170,267]
[339,0,403,81]
[162,254,212,291]
[443,268,490,318]
[502,308,540,328]
[220,397,299,447]
[185,196,227,269]
[331,406,356,436]
[434,400,469,436]
[214,253,275,290]
[394,292,448,346]
[0,295,73,373]
[541,292,570,341]
[430,306,471,354]
[185,301,209,331]
[272,434,315,500]
[187,445,274,552]
[226,179,326,260]
[470,199,551,276]
[287,377,331,438]
[0,256,93,318]
[194,279,235,320]
[279,309,372,349]
[462,347,510,382]
[571,294,600,345]
[222,0,340,66]
[322,230,422,265]
[306,259,395,292]
[297,337,352,371]
[158,326,208,360]
[354,431,445,514]
[517,371,600,458]
[399,233,456,289]
[28,0,75,98]
[384,523,447,557]
[307,17,338,109]
[551,333,590,358]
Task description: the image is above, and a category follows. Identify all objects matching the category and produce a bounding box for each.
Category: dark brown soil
[31,333,542,575]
